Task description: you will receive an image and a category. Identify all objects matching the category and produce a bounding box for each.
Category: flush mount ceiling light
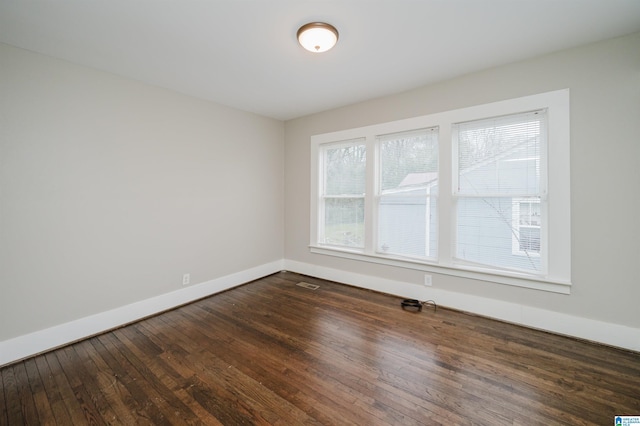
[297,22,339,53]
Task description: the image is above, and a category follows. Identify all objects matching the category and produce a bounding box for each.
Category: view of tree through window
[380,130,438,191]
[320,142,366,248]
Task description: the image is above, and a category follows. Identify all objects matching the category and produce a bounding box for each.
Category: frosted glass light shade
[297,22,339,53]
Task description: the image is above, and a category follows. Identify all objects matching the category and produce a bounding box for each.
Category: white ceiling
[1,1,639,121]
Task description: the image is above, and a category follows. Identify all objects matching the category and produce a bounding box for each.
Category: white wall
[284,32,640,348]
[0,43,284,350]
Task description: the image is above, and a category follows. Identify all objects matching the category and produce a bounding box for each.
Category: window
[319,140,366,248]
[310,90,571,293]
[377,128,438,259]
[512,198,541,256]
[454,110,545,274]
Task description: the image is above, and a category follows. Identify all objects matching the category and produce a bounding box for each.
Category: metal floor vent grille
[296,282,320,290]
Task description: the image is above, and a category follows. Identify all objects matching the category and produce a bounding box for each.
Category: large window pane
[377,128,438,258]
[454,110,546,274]
[379,129,438,193]
[322,198,364,248]
[378,195,438,258]
[457,111,542,196]
[321,140,366,248]
[456,197,541,272]
[324,143,366,196]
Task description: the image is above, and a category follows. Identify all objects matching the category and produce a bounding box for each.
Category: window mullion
[438,125,454,267]
[364,135,376,254]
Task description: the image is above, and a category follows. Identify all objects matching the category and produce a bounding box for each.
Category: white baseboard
[284,260,640,352]
[2,258,637,366]
[0,260,284,366]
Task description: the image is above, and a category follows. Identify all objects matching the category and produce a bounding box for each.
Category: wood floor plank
[73,339,137,425]
[2,363,24,425]
[0,366,8,426]
[133,320,226,425]
[110,326,204,424]
[12,362,40,424]
[55,345,108,425]
[43,351,89,425]
[34,354,73,425]
[1,271,639,425]
[95,332,174,425]
[24,357,57,425]
[87,336,158,426]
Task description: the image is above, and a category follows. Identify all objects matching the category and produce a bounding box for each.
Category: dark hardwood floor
[2,271,639,425]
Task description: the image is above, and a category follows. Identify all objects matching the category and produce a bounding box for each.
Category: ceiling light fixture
[297,22,339,53]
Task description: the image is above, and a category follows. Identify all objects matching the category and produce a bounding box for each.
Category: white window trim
[310,89,571,294]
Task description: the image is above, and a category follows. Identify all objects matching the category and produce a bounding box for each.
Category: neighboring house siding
[456,197,541,272]
[456,142,541,272]
[378,194,437,258]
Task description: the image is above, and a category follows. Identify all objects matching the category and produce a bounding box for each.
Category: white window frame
[317,139,367,249]
[310,89,571,294]
[375,127,439,261]
[452,110,546,275]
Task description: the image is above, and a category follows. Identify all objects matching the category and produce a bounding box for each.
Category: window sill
[309,245,571,294]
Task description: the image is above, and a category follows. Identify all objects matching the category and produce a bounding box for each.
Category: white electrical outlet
[182,273,190,286]
[424,274,432,286]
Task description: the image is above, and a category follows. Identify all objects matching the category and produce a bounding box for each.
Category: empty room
[1,1,639,424]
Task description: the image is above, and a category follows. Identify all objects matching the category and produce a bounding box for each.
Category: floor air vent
[296,282,320,290]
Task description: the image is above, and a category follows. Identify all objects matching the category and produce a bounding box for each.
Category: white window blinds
[454,110,546,274]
